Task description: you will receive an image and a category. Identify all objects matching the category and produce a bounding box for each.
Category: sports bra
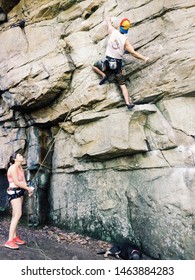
[7,167,25,185]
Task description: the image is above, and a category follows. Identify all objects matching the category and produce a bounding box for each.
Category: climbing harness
[106,56,122,71]
[7,187,25,202]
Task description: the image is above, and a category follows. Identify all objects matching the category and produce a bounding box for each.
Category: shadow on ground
[0,215,108,260]
[0,214,152,260]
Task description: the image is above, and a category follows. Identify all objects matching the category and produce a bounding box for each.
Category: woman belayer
[5,152,34,249]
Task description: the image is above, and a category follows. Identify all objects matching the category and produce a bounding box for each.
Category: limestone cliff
[0,0,195,259]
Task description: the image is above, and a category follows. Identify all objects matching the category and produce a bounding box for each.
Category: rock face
[0,0,195,259]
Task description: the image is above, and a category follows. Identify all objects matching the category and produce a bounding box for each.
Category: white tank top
[106,29,127,59]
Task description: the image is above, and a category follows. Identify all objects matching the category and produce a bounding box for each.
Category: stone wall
[0,0,195,259]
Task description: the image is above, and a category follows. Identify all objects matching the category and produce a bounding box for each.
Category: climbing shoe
[4,240,19,250]
[99,76,107,85]
[126,104,135,110]
[13,236,26,245]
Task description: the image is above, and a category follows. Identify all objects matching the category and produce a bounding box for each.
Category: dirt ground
[0,214,110,260]
[0,213,151,260]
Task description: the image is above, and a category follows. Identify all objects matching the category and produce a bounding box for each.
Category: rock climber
[92,13,150,110]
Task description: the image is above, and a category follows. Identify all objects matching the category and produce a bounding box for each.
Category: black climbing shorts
[115,72,126,85]
[93,56,126,85]
[7,187,25,202]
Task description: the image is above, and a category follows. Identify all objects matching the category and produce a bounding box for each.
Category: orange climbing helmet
[120,18,130,34]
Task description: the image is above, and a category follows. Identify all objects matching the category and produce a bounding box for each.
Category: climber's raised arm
[104,10,115,34]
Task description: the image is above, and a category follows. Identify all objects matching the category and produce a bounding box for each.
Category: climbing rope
[27,109,72,226]
[31,109,72,183]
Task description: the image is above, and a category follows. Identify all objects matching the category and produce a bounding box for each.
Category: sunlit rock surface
[0,0,194,259]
